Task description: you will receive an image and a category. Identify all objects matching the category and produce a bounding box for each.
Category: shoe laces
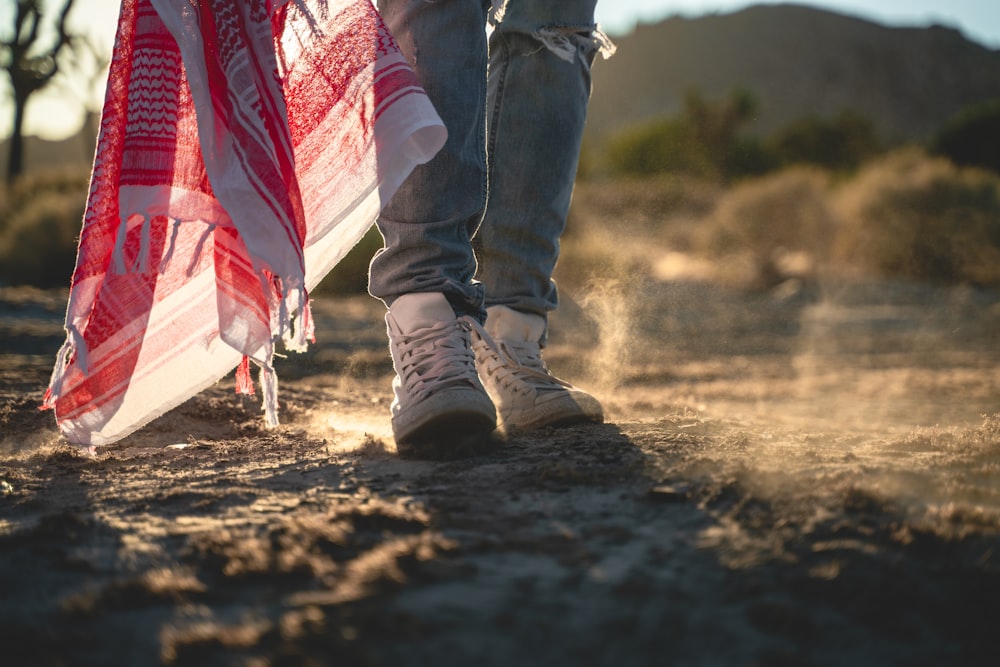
[392,317,481,402]
[473,327,571,396]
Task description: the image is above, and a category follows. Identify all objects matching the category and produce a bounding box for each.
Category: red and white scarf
[43,0,445,446]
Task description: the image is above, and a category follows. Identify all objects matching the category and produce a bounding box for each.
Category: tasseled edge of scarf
[235,280,315,429]
[49,219,317,432]
[109,213,217,280]
[111,213,157,275]
[40,323,87,414]
[234,350,280,429]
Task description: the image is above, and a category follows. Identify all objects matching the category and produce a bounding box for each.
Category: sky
[3,0,999,141]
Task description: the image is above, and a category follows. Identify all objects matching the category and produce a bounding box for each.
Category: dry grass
[4,152,1000,292]
[562,150,1000,291]
[690,166,835,288]
[832,148,1000,285]
[0,167,88,288]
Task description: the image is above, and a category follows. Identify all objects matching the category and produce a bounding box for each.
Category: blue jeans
[369,0,608,322]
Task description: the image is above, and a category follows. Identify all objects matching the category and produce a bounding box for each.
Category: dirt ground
[1,276,999,666]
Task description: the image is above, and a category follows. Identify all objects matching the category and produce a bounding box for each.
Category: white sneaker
[472,305,604,432]
[386,293,496,457]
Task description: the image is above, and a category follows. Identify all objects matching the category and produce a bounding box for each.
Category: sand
[1,279,999,666]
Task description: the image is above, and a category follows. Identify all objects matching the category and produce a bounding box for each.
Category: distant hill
[6,3,1000,180]
[586,3,1000,146]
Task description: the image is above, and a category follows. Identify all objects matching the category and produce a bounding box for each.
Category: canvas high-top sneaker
[386,293,496,458]
[472,305,604,432]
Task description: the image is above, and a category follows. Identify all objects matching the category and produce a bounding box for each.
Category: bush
[833,148,1000,285]
[1,167,90,218]
[0,192,84,287]
[0,167,89,287]
[603,88,773,181]
[604,116,705,177]
[932,99,1000,174]
[693,167,835,287]
[768,110,881,172]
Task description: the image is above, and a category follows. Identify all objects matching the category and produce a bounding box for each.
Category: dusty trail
[1,281,999,666]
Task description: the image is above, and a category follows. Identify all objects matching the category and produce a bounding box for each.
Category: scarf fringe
[259,356,279,428]
[160,218,183,272]
[235,356,255,395]
[42,336,74,411]
[235,350,278,428]
[233,278,312,425]
[137,215,153,270]
[109,214,162,275]
[112,215,130,275]
[42,324,87,412]
[281,288,314,354]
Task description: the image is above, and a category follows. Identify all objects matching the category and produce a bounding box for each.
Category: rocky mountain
[585,3,1000,145]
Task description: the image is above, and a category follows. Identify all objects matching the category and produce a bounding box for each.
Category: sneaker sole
[498,392,604,432]
[393,389,497,460]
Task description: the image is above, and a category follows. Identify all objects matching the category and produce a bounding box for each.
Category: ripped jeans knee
[530,24,616,63]
[489,0,616,63]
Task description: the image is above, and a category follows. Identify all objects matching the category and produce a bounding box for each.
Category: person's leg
[471,0,613,432]
[475,0,612,319]
[370,0,492,320]
[371,0,497,455]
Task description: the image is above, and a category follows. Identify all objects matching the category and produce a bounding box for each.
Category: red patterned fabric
[43,0,445,446]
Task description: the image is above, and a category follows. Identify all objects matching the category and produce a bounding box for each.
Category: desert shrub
[0,192,84,287]
[932,99,1000,174]
[768,110,881,172]
[603,88,774,181]
[2,167,90,216]
[0,167,89,287]
[692,167,835,287]
[604,116,701,177]
[833,148,1000,285]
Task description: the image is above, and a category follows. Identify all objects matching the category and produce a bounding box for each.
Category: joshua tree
[1,0,77,184]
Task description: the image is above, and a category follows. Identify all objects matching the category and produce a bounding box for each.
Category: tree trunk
[6,93,27,185]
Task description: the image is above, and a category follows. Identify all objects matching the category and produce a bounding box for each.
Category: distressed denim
[369,0,611,322]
